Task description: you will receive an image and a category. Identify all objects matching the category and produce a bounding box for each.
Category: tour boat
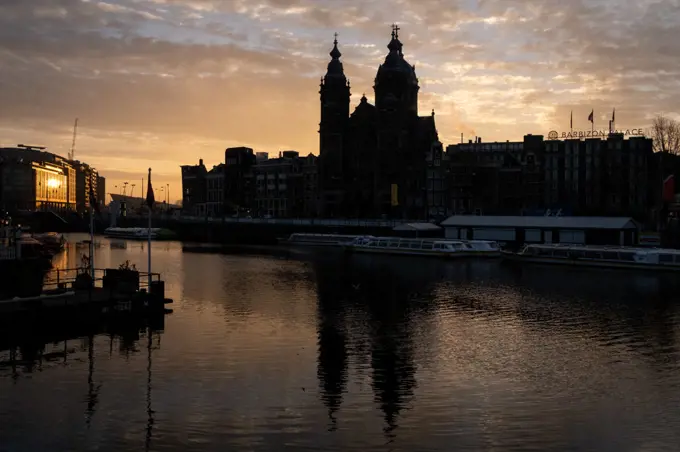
[104,227,160,240]
[281,233,370,247]
[502,243,680,272]
[344,236,501,258]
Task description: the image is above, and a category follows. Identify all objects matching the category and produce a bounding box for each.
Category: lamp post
[159,186,165,213]
[131,184,136,198]
[123,181,129,196]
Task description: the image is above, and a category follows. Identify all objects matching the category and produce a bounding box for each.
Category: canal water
[1,234,680,451]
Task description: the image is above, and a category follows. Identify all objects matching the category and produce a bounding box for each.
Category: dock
[0,267,174,324]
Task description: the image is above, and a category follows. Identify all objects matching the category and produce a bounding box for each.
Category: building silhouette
[180,159,207,216]
[318,26,442,219]
[0,145,90,214]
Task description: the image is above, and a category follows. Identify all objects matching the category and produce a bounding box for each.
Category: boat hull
[501,251,680,272]
[346,246,500,258]
[0,257,51,299]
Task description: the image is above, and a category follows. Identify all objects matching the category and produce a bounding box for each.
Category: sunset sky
[1,0,678,199]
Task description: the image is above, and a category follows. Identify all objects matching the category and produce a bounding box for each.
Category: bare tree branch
[652,115,680,155]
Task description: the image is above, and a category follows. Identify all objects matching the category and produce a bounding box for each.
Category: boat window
[378,241,388,247]
[583,251,600,259]
[659,254,674,264]
[422,242,434,250]
[433,243,442,250]
[537,248,553,256]
[552,250,568,258]
[618,252,636,261]
[410,242,421,249]
[388,239,400,247]
[601,252,618,260]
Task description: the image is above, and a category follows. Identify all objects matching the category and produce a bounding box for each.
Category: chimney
[199,158,203,166]
[461,133,463,144]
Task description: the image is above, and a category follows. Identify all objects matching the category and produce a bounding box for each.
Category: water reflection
[315,258,348,431]
[3,238,680,450]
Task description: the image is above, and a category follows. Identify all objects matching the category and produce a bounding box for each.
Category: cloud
[0,0,678,192]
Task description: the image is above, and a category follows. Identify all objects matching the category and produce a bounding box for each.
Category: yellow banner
[390,184,398,206]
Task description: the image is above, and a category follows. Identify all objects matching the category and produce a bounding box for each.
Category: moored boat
[104,227,159,240]
[280,233,371,247]
[103,227,176,240]
[502,243,680,272]
[344,236,501,258]
[32,232,66,255]
[1,220,52,299]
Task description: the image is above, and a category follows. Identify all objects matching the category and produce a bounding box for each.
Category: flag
[146,168,155,208]
[663,175,675,203]
[570,110,573,129]
[89,185,100,214]
[588,110,594,123]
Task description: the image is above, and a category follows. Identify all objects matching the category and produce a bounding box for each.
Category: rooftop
[440,215,638,230]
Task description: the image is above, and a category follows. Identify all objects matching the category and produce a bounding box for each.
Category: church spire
[387,24,403,54]
[330,32,341,60]
[324,32,346,80]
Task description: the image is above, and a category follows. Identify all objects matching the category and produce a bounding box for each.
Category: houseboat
[280,233,370,247]
[344,236,501,258]
[502,243,680,272]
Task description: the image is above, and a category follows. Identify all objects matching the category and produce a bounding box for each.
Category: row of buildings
[182,148,318,218]
[0,145,105,216]
[180,27,676,223]
[181,133,671,223]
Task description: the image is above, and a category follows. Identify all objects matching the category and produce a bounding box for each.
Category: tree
[651,115,680,155]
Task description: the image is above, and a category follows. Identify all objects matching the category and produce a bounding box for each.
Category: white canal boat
[104,227,160,240]
[502,243,680,272]
[344,236,501,258]
[281,233,371,247]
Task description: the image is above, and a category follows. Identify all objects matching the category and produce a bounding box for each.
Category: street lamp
[131,184,136,198]
[123,181,129,196]
[159,186,166,213]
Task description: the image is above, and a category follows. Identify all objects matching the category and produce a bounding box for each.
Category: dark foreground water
[2,235,680,451]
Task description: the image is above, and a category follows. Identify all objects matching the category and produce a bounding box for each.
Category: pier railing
[43,268,162,291]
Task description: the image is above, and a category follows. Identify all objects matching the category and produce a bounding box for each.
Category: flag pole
[147,168,152,290]
[89,204,95,280]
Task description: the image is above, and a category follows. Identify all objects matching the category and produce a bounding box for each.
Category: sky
[1,0,679,199]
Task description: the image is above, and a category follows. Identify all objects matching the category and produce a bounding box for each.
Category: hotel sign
[547,129,645,140]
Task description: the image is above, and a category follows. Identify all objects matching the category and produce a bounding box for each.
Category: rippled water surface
[2,234,680,451]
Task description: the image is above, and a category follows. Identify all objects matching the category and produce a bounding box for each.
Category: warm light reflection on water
[1,233,680,451]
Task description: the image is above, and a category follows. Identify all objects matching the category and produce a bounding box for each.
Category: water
[2,234,680,451]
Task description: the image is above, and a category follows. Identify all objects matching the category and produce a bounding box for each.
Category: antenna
[69,118,78,161]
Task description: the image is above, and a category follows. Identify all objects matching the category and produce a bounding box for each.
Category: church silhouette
[318,25,442,219]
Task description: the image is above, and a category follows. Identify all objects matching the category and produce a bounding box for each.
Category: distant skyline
[1,0,679,193]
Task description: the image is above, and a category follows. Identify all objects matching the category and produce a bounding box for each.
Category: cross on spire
[333,32,338,43]
[392,23,400,39]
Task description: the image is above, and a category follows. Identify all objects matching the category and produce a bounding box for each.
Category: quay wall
[118,215,404,244]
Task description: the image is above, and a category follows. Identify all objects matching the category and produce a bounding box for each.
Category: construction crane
[69,118,78,161]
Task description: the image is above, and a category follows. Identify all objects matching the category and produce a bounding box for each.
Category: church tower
[374,25,419,117]
[319,34,350,217]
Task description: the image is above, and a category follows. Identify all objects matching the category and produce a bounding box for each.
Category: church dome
[375,26,418,87]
